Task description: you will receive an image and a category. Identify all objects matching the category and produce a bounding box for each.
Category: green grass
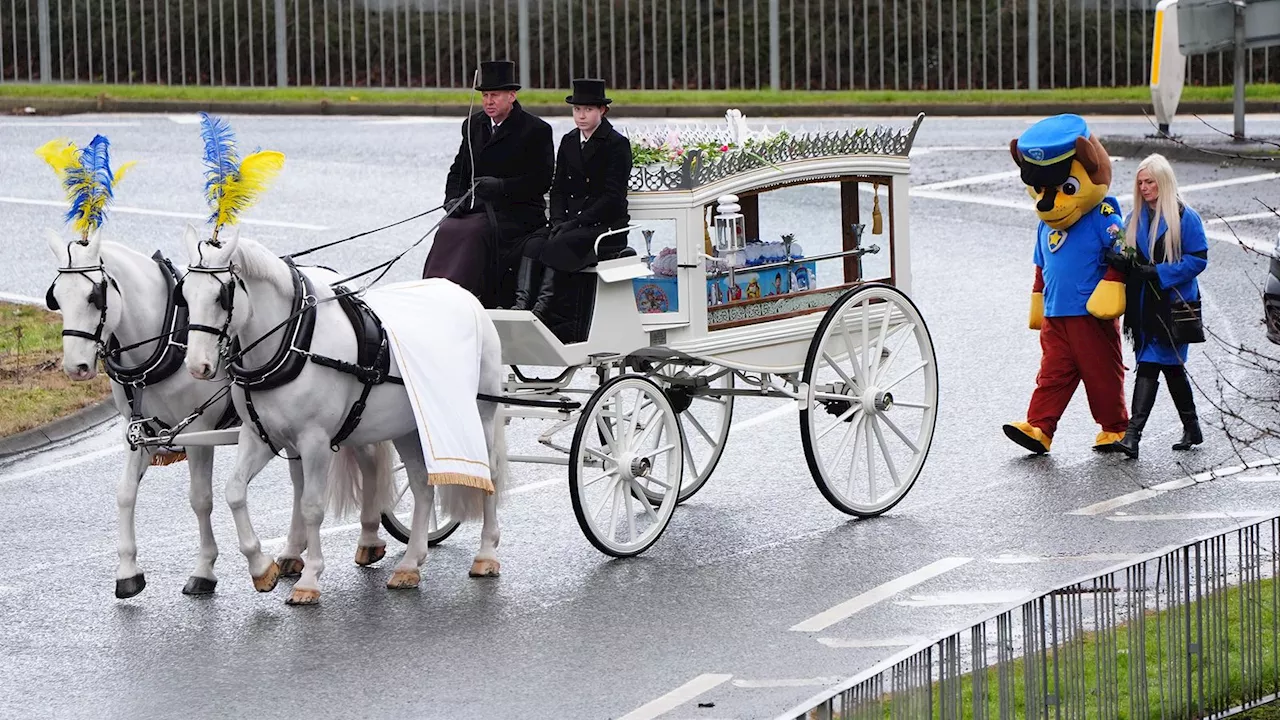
[5,82,1280,107]
[870,576,1280,720]
[0,302,112,438]
[1241,699,1280,719]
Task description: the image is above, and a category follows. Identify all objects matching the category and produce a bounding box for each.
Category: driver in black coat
[512,78,633,320]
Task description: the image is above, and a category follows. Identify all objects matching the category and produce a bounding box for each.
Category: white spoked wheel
[799,282,938,517]
[570,375,684,557]
[641,362,734,504]
[381,456,461,547]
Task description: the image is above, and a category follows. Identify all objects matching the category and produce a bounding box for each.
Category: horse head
[45,228,120,381]
[180,222,245,381]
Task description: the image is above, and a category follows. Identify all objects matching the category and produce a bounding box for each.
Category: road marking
[1067,488,1164,516]
[1239,473,1280,482]
[0,196,329,231]
[908,188,1032,212]
[914,170,1022,191]
[1106,511,1274,522]
[0,445,123,485]
[1206,210,1280,225]
[618,674,733,720]
[0,120,143,127]
[0,291,44,306]
[817,636,927,648]
[986,552,1142,564]
[731,677,840,688]
[733,404,795,431]
[893,589,1030,607]
[1065,457,1280,515]
[789,557,973,632]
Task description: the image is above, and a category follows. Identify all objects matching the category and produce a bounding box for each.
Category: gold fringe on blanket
[428,471,494,494]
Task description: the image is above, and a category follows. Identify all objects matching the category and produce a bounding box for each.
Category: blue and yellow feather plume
[35,134,136,237]
[198,112,285,233]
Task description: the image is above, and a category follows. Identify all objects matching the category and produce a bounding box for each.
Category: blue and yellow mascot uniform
[1002,114,1130,454]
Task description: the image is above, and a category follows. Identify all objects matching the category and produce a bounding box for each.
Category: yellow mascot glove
[1087,280,1126,320]
[1029,292,1044,330]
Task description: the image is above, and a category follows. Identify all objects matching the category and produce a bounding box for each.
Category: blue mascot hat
[1015,113,1090,188]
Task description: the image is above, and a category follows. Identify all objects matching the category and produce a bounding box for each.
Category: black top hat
[475,60,520,91]
[565,78,612,106]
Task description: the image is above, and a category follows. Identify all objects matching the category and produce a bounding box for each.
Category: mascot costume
[1002,114,1130,454]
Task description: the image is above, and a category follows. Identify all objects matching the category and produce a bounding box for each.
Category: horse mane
[98,240,151,268]
[232,235,293,291]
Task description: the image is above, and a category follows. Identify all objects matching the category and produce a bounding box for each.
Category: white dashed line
[1105,511,1275,522]
[731,677,840,688]
[789,557,972,633]
[893,589,1030,607]
[618,674,733,720]
[0,196,329,231]
[817,636,928,649]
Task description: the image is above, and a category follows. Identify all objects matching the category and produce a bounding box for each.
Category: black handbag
[1170,298,1205,344]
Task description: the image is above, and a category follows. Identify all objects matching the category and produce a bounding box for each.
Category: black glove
[1129,259,1160,281]
[550,218,580,240]
[1104,249,1132,274]
[474,176,504,200]
[443,196,466,218]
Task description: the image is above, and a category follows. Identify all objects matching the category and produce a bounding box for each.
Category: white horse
[45,229,241,599]
[178,224,507,605]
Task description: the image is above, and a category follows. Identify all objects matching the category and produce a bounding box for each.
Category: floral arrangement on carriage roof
[36,134,137,241]
[625,109,794,170]
[198,112,286,242]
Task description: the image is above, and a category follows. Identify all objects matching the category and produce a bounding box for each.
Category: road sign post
[1151,0,1186,137]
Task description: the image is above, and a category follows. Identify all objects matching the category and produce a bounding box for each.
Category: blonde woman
[1104,154,1209,459]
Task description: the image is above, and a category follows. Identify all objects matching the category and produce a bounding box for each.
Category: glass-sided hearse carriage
[478,111,940,558]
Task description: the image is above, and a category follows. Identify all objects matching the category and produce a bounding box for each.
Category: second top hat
[476,60,520,91]
[565,78,612,106]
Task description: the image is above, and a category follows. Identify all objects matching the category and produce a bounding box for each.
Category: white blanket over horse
[362,278,494,493]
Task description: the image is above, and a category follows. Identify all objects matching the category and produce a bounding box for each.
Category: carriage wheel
[799,282,938,517]
[641,363,734,505]
[569,375,684,557]
[381,456,461,546]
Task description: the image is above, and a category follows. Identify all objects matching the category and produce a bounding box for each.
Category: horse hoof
[285,587,320,606]
[276,557,305,577]
[115,573,146,599]
[182,576,218,595]
[354,544,386,567]
[252,561,281,593]
[387,568,421,589]
[469,559,501,578]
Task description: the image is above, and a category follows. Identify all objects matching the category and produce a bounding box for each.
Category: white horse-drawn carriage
[44,110,936,602]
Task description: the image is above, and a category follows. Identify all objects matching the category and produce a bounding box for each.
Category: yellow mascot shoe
[1093,430,1125,452]
[1003,421,1051,454]
[1029,292,1044,330]
[1087,280,1126,320]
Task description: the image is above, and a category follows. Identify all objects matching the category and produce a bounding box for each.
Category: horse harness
[182,257,403,456]
[48,253,239,447]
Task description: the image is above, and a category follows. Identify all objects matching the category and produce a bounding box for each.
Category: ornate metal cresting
[624,113,924,193]
[778,513,1280,720]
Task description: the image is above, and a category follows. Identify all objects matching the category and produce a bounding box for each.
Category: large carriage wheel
[638,361,735,504]
[381,454,461,547]
[799,283,938,517]
[569,375,684,557]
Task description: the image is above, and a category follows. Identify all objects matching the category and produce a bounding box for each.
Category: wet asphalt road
[2,111,1280,720]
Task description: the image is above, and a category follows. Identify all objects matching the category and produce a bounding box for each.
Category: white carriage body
[488,111,924,374]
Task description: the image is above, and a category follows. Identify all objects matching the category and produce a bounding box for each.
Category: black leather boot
[531,268,561,318]
[511,257,538,310]
[1165,367,1204,451]
[1111,375,1160,460]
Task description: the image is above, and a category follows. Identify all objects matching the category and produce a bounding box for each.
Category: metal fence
[2,0,1279,91]
[778,514,1280,720]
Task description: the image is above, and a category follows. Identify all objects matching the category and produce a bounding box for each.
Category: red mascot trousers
[1028,315,1129,438]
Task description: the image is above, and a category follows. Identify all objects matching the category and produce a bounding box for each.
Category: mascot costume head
[1001,114,1130,455]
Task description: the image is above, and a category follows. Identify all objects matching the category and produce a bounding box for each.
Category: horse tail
[326,441,396,519]
[326,445,363,520]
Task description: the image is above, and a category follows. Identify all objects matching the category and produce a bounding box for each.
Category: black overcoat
[526,117,633,272]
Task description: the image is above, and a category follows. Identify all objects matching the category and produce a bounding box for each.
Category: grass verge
[836,576,1279,719]
[0,302,112,438]
[4,82,1280,107]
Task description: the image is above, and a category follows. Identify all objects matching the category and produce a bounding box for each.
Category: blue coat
[1126,202,1209,364]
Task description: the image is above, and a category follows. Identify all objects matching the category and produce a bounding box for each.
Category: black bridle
[176,264,246,361]
[45,264,120,361]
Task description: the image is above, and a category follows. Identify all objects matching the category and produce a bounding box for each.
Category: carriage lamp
[714,194,745,255]
[641,228,656,269]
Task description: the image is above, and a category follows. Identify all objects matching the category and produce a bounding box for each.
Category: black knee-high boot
[531,268,562,318]
[512,257,538,310]
[1112,371,1161,460]
[1165,366,1203,451]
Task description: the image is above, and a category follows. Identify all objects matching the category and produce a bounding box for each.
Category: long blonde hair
[1125,153,1183,263]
